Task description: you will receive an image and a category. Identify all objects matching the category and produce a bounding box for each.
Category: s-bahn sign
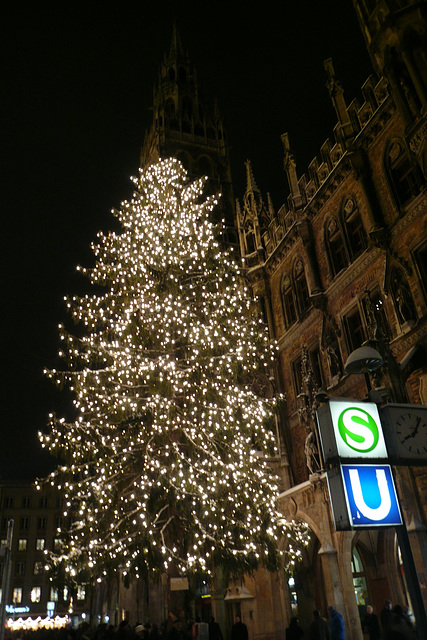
[317,399,388,463]
[317,400,401,530]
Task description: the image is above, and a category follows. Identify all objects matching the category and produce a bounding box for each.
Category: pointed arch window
[343,198,367,258]
[282,274,297,327]
[294,259,310,314]
[281,260,310,329]
[386,140,420,208]
[326,217,349,277]
[244,223,256,255]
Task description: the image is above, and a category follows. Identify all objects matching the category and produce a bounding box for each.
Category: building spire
[168,22,186,62]
[324,58,354,148]
[243,159,263,214]
[281,133,303,211]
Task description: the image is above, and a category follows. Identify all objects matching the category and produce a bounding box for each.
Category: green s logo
[337,407,379,453]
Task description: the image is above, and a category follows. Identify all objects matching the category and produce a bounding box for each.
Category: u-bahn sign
[317,399,388,463]
[327,463,402,530]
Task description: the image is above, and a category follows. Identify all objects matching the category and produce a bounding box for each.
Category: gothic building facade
[236,2,427,639]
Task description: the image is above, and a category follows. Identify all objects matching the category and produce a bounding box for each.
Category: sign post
[316,399,427,639]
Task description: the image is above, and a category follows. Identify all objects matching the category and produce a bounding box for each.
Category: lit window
[36,539,45,551]
[12,588,22,604]
[18,539,27,552]
[34,561,44,575]
[50,587,59,602]
[53,538,62,552]
[31,587,41,603]
[77,586,86,600]
[0,540,7,549]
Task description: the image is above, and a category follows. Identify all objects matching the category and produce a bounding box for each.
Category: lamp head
[344,345,383,375]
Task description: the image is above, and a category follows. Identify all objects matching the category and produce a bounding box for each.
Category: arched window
[282,274,297,327]
[386,140,420,208]
[294,259,310,314]
[281,260,310,328]
[342,198,367,259]
[326,217,349,277]
[352,547,368,611]
[244,224,256,255]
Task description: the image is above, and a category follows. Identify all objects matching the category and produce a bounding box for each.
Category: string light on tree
[39,158,308,584]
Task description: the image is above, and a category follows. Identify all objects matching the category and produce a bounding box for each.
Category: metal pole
[0,519,14,640]
[395,511,427,639]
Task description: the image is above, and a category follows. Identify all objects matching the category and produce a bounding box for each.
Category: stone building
[236,1,427,639]
[0,480,89,628]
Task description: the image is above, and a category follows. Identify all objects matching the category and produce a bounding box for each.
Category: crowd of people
[3,615,229,640]
[3,601,417,640]
[285,600,417,640]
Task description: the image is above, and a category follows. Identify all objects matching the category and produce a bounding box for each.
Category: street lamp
[344,345,383,391]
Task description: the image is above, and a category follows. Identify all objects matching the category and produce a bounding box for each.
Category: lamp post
[344,347,427,639]
[344,344,383,392]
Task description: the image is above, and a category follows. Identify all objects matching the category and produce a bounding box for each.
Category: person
[231,616,248,640]
[327,606,344,640]
[208,617,223,640]
[380,600,393,635]
[384,605,416,640]
[363,605,380,640]
[286,616,304,640]
[308,610,329,640]
[168,619,185,640]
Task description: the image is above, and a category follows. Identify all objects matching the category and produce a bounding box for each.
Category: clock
[379,404,427,463]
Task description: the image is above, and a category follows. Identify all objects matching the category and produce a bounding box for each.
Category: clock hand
[401,432,415,442]
[400,417,422,442]
[411,416,421,437]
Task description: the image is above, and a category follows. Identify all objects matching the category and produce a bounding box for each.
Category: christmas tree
[40,158,307,584]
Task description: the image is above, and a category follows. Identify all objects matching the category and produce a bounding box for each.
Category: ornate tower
[352,0,427,174]
[140,25,235,232]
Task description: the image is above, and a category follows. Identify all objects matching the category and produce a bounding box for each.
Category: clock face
[395,411,427,455]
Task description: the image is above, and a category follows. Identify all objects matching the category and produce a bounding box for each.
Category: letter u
[349,468,392,521]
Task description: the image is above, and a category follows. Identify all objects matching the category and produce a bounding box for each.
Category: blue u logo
[341,464,402,527]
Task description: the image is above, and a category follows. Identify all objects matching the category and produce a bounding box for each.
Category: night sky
[2,2,373,479]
